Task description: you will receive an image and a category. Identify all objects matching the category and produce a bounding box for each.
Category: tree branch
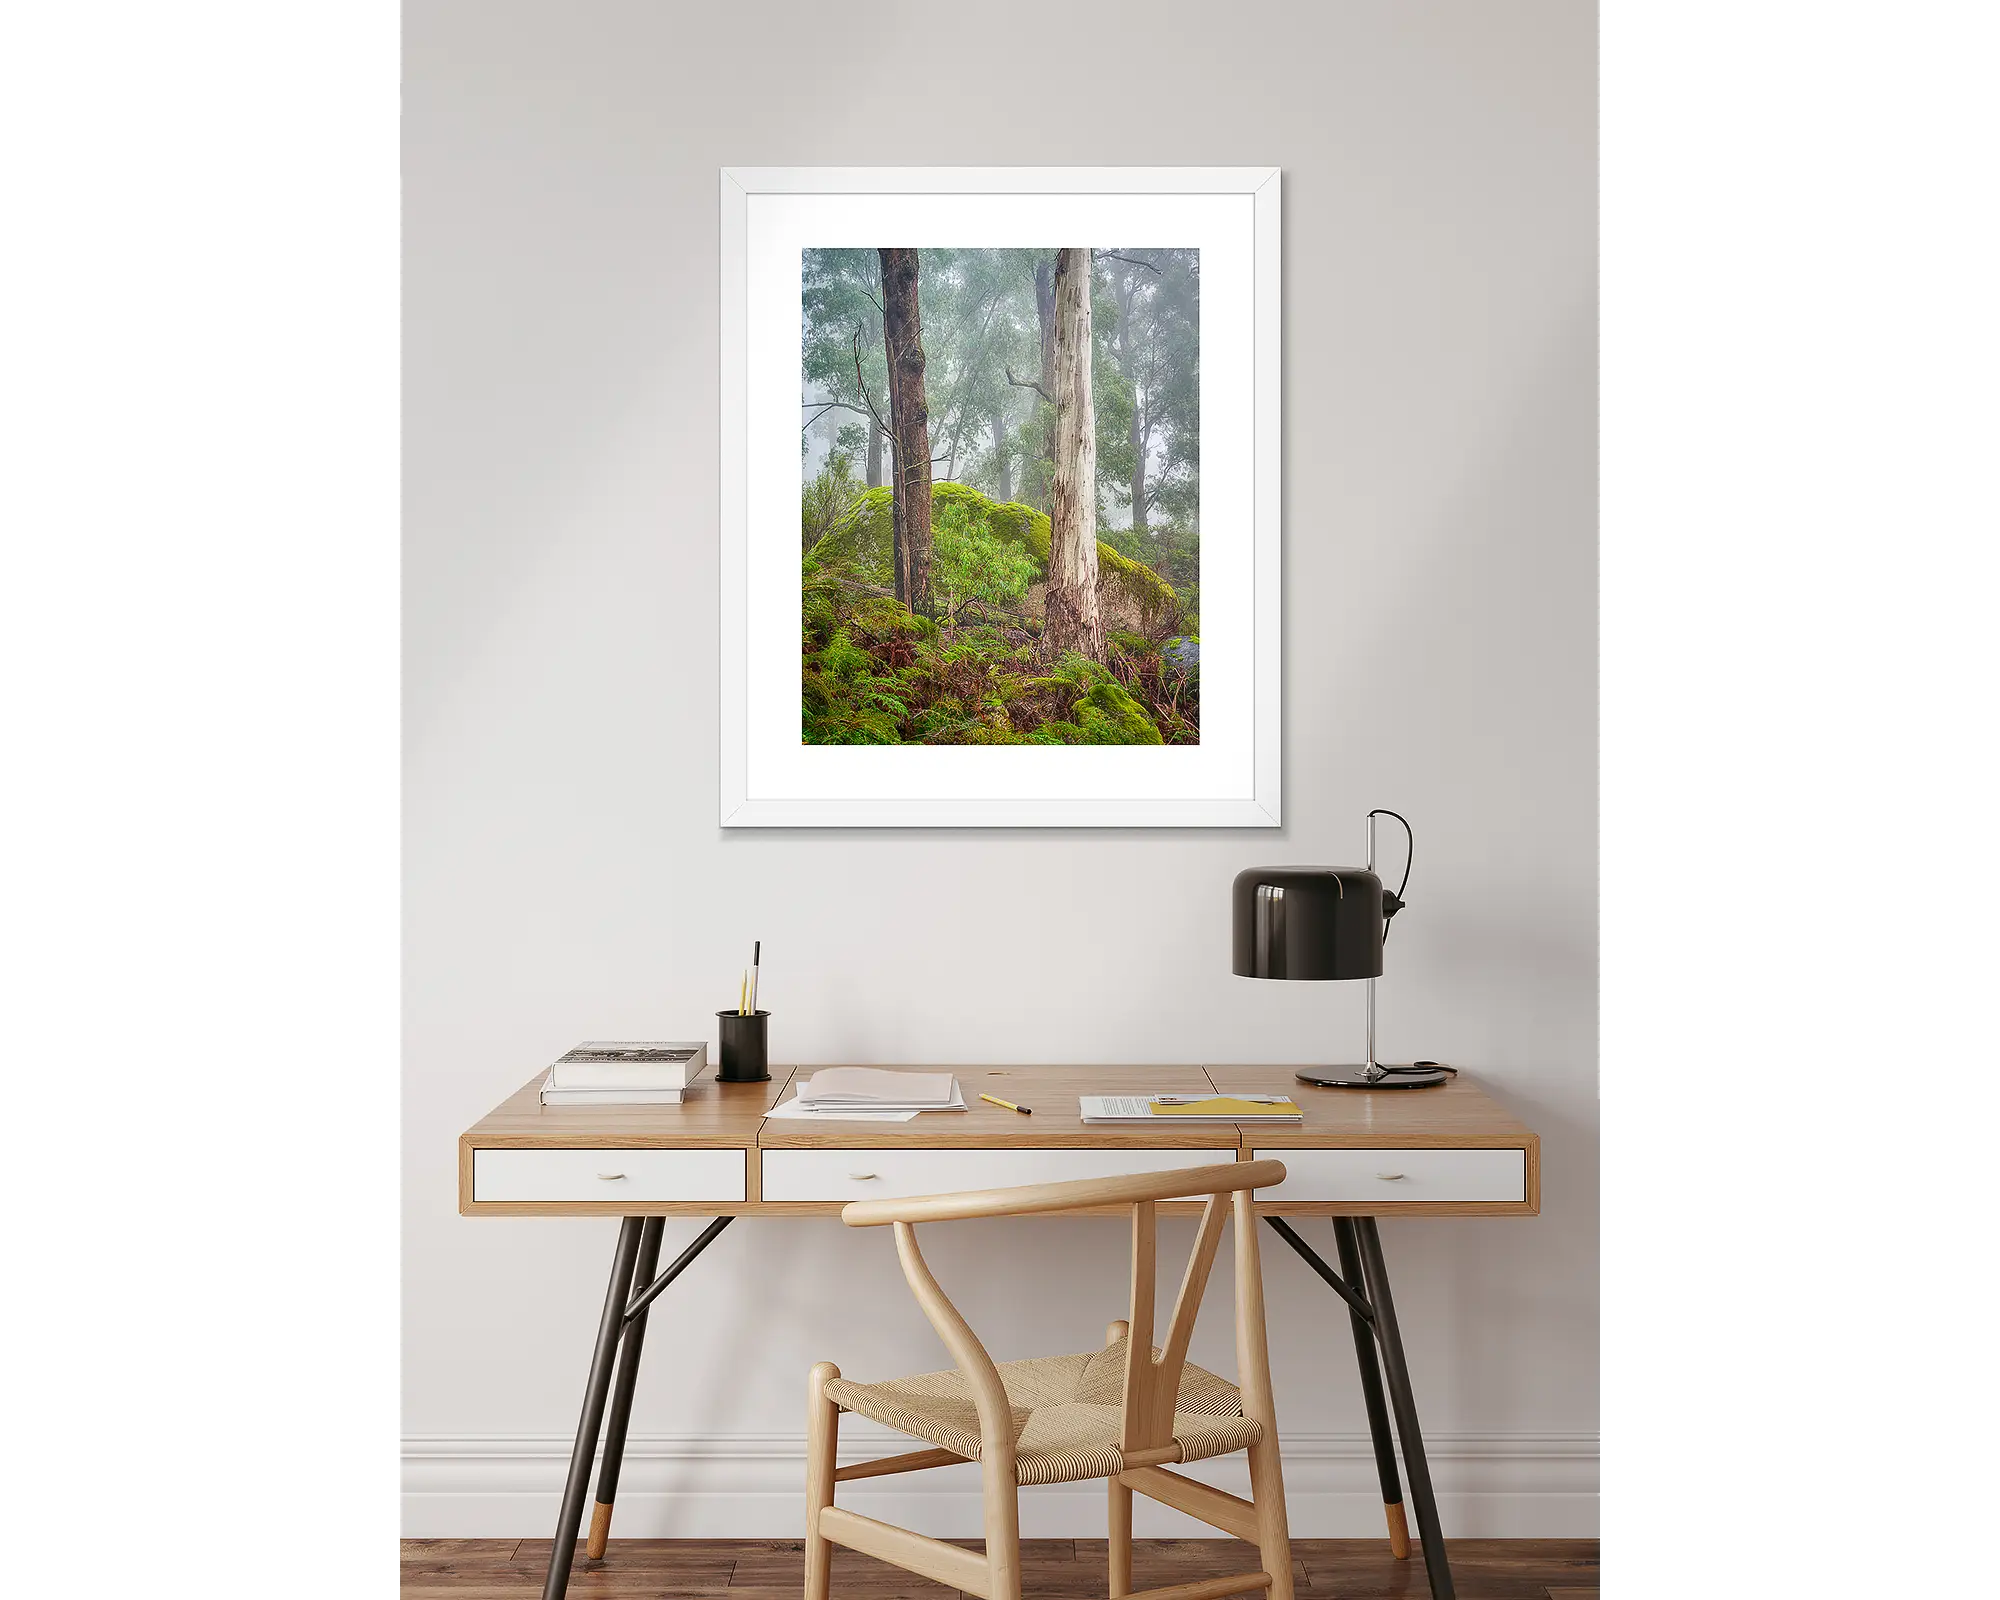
[801,399,872,428]
[851,328,892,436]
[1097,251,1162,276]
[1005,365,1053,404]
[929,293,1006,453]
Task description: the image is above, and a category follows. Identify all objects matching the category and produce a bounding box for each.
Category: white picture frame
[720,166,1280,827]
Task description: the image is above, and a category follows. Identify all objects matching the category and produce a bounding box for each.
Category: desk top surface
[461,1064,1537,1152]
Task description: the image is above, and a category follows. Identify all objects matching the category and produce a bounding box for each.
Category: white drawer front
[1253,1147,1525,1204]
[761,1147,1227,1204]
[473,1147,745,1203]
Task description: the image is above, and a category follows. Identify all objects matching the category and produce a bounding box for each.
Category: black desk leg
[586,1217,665,1560]
[542,1217,645,1600]
[1353,1217,1455,1600]
[1331,1218,1410,1559]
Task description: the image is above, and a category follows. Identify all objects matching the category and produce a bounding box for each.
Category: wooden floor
[402,1537,1599,1600]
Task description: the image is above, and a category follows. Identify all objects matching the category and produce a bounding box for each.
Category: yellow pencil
[979,1093,1031,1115]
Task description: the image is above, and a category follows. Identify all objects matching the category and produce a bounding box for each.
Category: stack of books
[539,1042,707,1106]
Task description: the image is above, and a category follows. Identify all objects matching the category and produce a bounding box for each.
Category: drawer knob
[848,1172,880,1181]
[1375,1172,1406,1181]
[596,1172,627,1181]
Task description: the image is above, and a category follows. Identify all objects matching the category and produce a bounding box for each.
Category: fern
[814,628,871,682]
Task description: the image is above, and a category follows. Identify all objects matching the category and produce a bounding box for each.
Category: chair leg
[980,1445,1024,1600]
[1105,1320,1132,1598]
[1244,1431,1295,1600]
[1107,1478,1132,1598]
[805,1363,840,1600]
[1233,1194,1294,1600]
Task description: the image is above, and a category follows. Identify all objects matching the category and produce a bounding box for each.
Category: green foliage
[812,628,872,682]
[801,455,863,552]
[1027,721,1083,745]
[1094,248,1201,533]
[1092,365,1136,518]
[1100,521,1200,633]
[807,482,1178,633]
[849,594,936,640]
[801,249,889,453]
[1012,404,1055,512]
[1048,650,1113,691]
[802,569,844,645]
[1075,680,1164,745]
[932,497,1039,617]
[798,584,1176,747]
[797,239,1205,748]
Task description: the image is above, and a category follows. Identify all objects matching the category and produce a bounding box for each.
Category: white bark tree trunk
[1044,247,1103,663]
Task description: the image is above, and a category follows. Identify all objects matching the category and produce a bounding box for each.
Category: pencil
[979,1093,1032,1115]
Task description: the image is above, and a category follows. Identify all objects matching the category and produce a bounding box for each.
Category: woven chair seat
[823,1336,1262,1487]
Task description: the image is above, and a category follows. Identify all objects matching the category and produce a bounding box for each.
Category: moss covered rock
[1076,680,1164,744]
[807,483,1178,635]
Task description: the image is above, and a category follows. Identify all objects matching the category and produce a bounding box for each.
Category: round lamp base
[1295,1062,1453,1090]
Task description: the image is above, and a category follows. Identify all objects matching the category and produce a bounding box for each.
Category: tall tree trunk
[1034,259,1057,393]
[879,248,934,617]
[992,408,1011,503]
[881,329,906,602]
[1113,270,1147,538]
[866,418,884,489]
[1128,404,1147,537]
[1025,256,1060,511]
[886,434,907,604]
[1044,247,1103,663]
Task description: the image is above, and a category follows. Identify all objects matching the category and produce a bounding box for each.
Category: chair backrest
[841,1159,1287,1465]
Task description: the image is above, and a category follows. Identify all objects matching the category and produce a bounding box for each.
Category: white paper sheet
[766,1094,920,1124]
[793,1066,956,1104]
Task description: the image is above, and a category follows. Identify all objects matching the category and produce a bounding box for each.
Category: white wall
[403,0,1597,1537]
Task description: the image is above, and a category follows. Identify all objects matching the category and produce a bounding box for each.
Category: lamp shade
[1231,866,1385,980]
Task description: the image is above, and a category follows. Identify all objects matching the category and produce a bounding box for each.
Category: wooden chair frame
[805,1159,1293,1600]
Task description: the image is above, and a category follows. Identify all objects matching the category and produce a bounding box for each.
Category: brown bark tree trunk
[1044,247,1103,663]
[887,441,907,604]
[879,248,934,617]
[992,409,1011,503]
[882,336,905,603]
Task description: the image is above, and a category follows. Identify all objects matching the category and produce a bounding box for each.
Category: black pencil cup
[715,1010,770,1083]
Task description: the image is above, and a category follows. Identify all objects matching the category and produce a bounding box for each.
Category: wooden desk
[459,1065,1540,1600]
[461,1064,1538,1218]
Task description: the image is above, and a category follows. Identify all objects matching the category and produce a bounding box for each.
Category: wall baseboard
[404,1427,1598,1538]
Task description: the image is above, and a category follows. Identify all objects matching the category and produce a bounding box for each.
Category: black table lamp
[1231,809,1449,1089]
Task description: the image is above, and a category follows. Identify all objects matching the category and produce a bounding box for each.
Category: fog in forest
[800,247,1202,747]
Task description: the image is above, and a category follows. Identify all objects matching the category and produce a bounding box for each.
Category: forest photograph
[800,247,1200,746]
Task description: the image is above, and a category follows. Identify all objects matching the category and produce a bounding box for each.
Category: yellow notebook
[1147,1095,1302,1121]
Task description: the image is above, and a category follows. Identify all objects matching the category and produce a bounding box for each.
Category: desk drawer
[760,1147,1225,1205]
[1253,1147,1525,1204]
[471,1147,745,1204]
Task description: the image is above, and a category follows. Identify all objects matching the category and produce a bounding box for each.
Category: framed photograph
[720,167,1280,827]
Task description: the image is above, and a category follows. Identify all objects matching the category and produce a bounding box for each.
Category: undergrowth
[802,579,1195,746]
